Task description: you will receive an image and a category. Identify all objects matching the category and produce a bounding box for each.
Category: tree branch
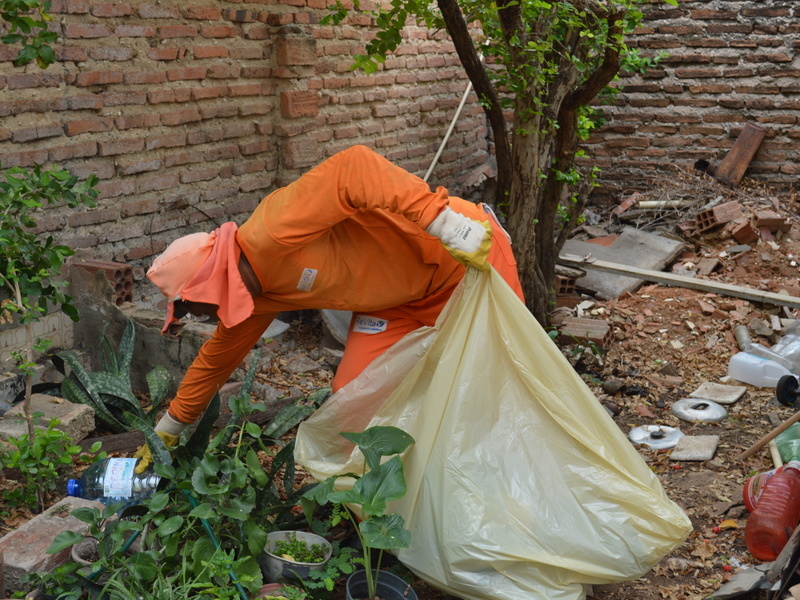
[436,0,511,204]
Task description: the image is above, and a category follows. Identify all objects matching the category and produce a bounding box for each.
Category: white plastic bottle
[67,457,161,505]
[728,352,793,388]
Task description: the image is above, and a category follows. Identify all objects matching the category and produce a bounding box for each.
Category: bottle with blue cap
[67,457,161,505]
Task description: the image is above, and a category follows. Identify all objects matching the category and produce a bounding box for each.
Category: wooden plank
[715,122,767,187]
[558,253,800,310]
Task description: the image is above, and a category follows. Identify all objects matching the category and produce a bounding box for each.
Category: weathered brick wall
[0,0,488,291]
[584,0,800,201]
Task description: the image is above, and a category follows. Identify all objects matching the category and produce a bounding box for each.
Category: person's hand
[133,431,180,474]
[133,411,187,474]
[426,206,492,271]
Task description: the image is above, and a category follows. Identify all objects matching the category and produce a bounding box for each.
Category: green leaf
[145,365,171,408]
[185,391,220,458]
[70,507,99,523]
[244,520,268,556]
[329,455,406,516]
[146,491,170,513]
[125,411,173,466]
[188,502,215,519]
[359,513,410,550]
[340,426,414,472]
[156,515,184,536]
[46,530,84,554]
[126,551,158,580]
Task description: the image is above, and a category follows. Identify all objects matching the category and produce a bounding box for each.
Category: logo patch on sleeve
[353,315,389,334]
[297,268,318,291]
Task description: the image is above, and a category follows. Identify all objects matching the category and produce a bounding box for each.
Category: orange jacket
[168,145,485,423]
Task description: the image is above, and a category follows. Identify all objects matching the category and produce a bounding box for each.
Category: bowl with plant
[259,530,333,583]
[302,425,418,600]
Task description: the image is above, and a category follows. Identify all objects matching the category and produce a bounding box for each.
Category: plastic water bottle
[728,352,793,388]
[67,458,161,505]
[744,460,800,561]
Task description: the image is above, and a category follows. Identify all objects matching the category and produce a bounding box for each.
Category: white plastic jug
[728,352,793,388]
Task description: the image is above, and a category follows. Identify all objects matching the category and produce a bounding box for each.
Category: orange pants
[332,204,524,391]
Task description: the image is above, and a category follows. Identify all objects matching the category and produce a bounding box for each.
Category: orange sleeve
[167,310,278,424]
[238,145,449,251]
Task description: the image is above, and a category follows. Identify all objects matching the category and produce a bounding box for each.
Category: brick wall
[584,0,800,200]
[0,0,488,292]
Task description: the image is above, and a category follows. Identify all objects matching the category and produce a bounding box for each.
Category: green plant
[274,532,327,563]
[20,561,85,600]
[0,162,98,438]
[302,426,415,600]
[46,354,328,600]
[0,414,87,512]
[54,318,171,433]
[296,541,357,597]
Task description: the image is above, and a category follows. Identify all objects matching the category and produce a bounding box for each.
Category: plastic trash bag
[295,268,692,600]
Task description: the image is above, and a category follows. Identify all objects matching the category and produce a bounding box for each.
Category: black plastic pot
[345,569,418,600]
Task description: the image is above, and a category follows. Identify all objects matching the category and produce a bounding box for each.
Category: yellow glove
[133,412,187,474]
[426,206,493,271]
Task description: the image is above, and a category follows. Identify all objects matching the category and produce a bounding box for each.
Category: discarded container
[628,425,684,449]
[745,460,800,561]
[776,374,800,408]
[670,399,727,423]
[776,424,800,463]
[743,466,785,512]
[67,457,161,506]
[727,352,793,388]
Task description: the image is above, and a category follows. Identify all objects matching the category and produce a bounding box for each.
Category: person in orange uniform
[135,145,524,472]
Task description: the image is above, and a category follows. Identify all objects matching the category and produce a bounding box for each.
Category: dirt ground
[2,167,799,600]
[271,167,800,600]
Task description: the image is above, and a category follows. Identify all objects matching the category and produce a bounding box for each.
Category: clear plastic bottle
[67,457,161,505]
[744,460,800,561]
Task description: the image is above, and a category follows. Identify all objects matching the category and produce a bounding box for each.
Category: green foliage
[0,163,97,325]
[0,414,85,512]
[20,561,85,600]
[42,354,325,600]
[274,532,327,563]
[0,0,57,67]
[55,318,172,433]
[302,426,414,600]
[296,541,357,596]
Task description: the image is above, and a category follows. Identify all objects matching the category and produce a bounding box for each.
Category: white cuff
[154,411,190,436]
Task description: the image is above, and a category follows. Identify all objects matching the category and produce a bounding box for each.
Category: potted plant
[258,530,333,583]
[302,426,418,600]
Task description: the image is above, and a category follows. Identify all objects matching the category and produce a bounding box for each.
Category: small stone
[602,379,626,395]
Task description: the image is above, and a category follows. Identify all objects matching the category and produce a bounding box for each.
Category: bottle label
[102,458,137,498]
[744,466,784,512]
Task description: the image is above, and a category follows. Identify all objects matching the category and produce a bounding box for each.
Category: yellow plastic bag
[295,269,691,600]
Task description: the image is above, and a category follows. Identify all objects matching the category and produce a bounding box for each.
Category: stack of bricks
[558,316,614,350]
[555,274,580,309]
[73,260,134,306]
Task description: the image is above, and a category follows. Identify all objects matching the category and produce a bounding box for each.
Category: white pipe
[424,79,474,183]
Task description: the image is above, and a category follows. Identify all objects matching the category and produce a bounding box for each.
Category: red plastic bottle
[745,460,800,561]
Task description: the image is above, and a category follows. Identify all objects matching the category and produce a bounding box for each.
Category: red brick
[74,71,123,87]
[228,83,263,97]
[65,117,114,136]
[180,167,219,183]
[200,104,239,119]
[56,46,89,61]
[101,91,148,106]
[98,138,145,156]
[246,27,270,40]
[280,90,319,118]
[0,149,48,168]
[165,152,204,167]
[138,174,180,194]
[146,133,188,150]
[64,23,111,38]
[207,65,241,78]
[230,48,263,60]
[159,25,199,38]
[201,25,239,38]
[161,109,202,126]
[192,85,228,100]
[167,67,207,81]
[238,103,271,116]
[125,72,167,85]
[194,45,229,58]
[91,2,134,17]
[88,47,135,61]
[12,123,63,142]
[138,5,180,18]
[95,180,136,199]
[50,0,90,13]
[205,145,240,161]
[222,8,257,22]
[68,207,119,226]
[7,73,61,90]
[183,6,221,20]
[116,159,163,175]
[276,36,316,65]
[115,24,156,37]
[114,113,160,130]
[146,47,186,61]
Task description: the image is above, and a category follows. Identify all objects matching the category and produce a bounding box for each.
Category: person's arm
[167,310,278,424]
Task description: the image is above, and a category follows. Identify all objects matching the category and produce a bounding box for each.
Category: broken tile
[670,435,720,461]
[689,382,746,405]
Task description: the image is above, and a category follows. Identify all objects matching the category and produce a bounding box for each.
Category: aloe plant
[54,318,171,433]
